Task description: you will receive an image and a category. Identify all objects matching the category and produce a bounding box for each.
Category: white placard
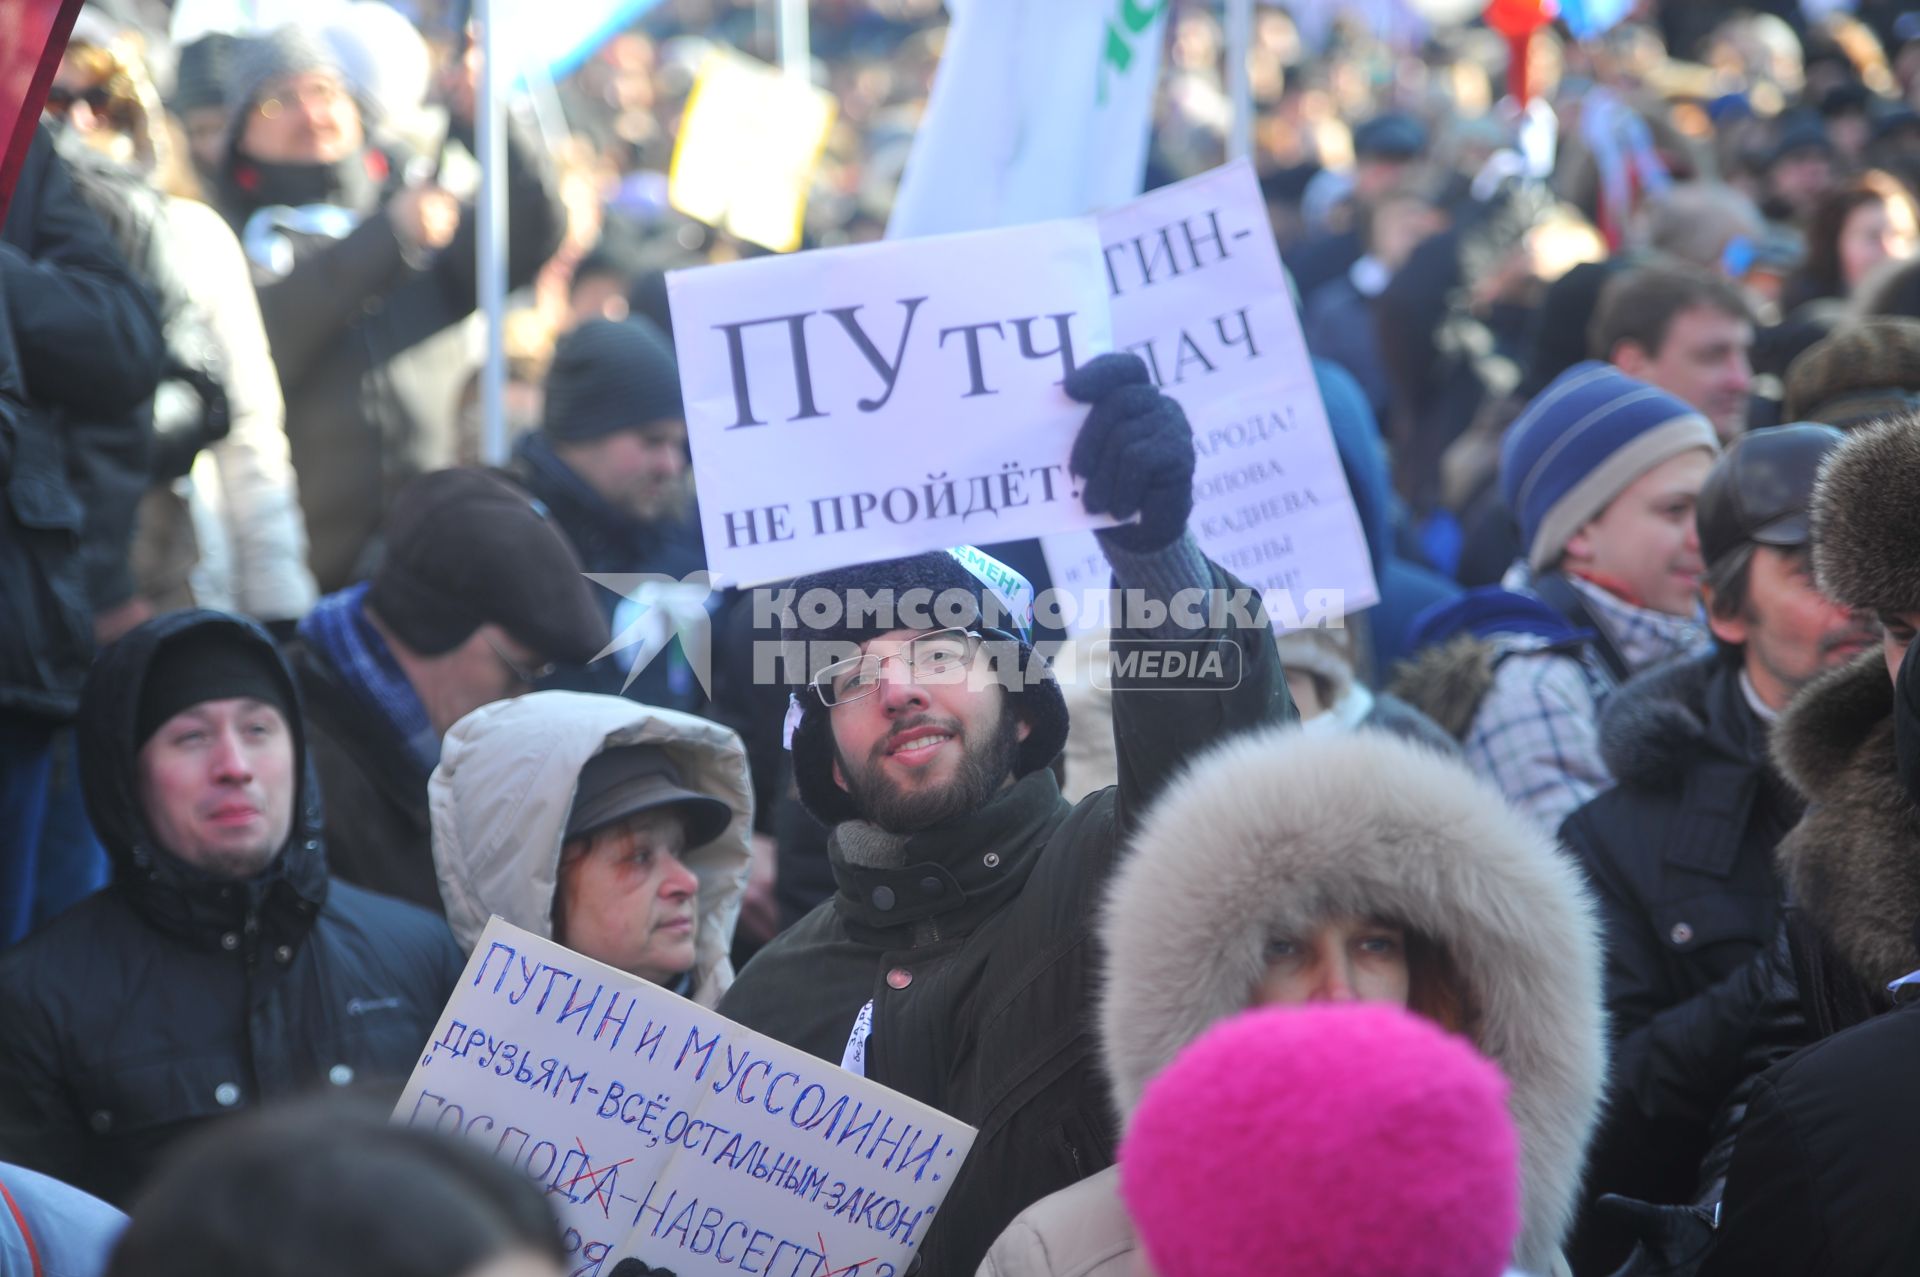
[669,221,1116,586]
[394,919,977,1276]
[669,48,838,254]
[1043,162,1380,634]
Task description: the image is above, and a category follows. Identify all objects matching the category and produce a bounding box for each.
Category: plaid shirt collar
[1568,576,1709,674]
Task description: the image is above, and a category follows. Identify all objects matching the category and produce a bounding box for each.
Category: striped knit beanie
[1500,362,1719,573]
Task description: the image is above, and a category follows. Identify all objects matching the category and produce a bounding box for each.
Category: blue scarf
[298,584,441,776]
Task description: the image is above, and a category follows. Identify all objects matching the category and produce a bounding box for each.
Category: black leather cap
[1697,423,1846,570]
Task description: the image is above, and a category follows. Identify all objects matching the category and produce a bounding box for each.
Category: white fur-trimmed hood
[1099,728,1606,1275]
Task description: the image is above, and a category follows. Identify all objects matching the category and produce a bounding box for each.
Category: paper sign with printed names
[393,919,976,1277]
[1042,161,1379,633]
[668,219,1117,587]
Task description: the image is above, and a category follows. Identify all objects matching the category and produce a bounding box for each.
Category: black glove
[1064,352,1195,554]
[608,1261,676,1277]
[1597,1194,1718,1277]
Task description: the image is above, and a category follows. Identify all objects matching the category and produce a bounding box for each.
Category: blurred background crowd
[44,0,1920,587]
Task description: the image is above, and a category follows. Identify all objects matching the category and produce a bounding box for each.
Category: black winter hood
[77,610,328,950]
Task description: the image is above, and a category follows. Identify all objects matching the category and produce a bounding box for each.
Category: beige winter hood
[430,691,753,1008]
[1098,727,1605,1276]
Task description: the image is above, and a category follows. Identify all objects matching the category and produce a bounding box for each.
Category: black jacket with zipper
[1559,655,1804,1270]
[0,610,463,1206]
[1698,999,1920,1277]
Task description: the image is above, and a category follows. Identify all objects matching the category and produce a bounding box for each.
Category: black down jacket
[1698,999,1920,1277]
[0,129,165,718]
[0,610,463,1206]
[1558,655,1804,1268]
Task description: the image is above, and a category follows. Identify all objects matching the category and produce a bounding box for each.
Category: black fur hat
[781,547,1068,828]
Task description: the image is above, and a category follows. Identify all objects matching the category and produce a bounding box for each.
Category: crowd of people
[4,0,1920,1274]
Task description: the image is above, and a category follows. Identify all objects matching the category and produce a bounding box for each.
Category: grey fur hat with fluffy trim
[1810,412,1920,614]
[1098,727,1605,1275]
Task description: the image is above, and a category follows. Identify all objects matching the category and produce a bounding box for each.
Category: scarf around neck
[298,583,441,776]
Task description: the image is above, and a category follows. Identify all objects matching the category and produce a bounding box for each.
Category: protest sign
[1042,161,1379,634]
[395,919,976,1277]
[669,47,838,254]
[669,220,1115,586]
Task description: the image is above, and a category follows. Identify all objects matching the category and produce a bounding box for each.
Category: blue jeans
[0,715,54,949]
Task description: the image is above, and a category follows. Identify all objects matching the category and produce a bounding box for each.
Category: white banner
[886,0,1170,238]
[668,220,1116,586]
[394,919,977,1276]
[1043,161,1379,633]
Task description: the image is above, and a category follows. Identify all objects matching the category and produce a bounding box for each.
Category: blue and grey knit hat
[1500,362,1720,573]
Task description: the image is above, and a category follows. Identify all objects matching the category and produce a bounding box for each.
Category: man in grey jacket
[717,353,1294,1276]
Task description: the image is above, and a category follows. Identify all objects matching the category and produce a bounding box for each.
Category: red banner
[0,0,83,220]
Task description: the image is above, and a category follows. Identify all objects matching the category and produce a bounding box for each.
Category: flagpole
[477,0,510,465]
[778,0,809,84]
[1225,0,1253,162]
[525,62,573,160]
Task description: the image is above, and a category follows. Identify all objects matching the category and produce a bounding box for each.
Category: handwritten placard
[1043,161,1379,633]
[394,919,976,1277]
[668,219,1116,586]
[668,48,838,254]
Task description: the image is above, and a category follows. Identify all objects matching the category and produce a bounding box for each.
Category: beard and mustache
[835,705,1025,835]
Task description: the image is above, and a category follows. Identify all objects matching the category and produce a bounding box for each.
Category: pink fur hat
[1118,1003,1520,1277]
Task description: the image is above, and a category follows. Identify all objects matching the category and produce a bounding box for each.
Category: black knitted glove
[1065,353,1196,554]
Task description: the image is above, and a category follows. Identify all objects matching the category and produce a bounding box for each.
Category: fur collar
[1099,728,1604,1274]
[1598,654,1752,790]
[1387,634,1499,740]
[1773,651,1920,991]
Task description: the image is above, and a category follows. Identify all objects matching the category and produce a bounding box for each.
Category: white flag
[887,0,1170,238]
